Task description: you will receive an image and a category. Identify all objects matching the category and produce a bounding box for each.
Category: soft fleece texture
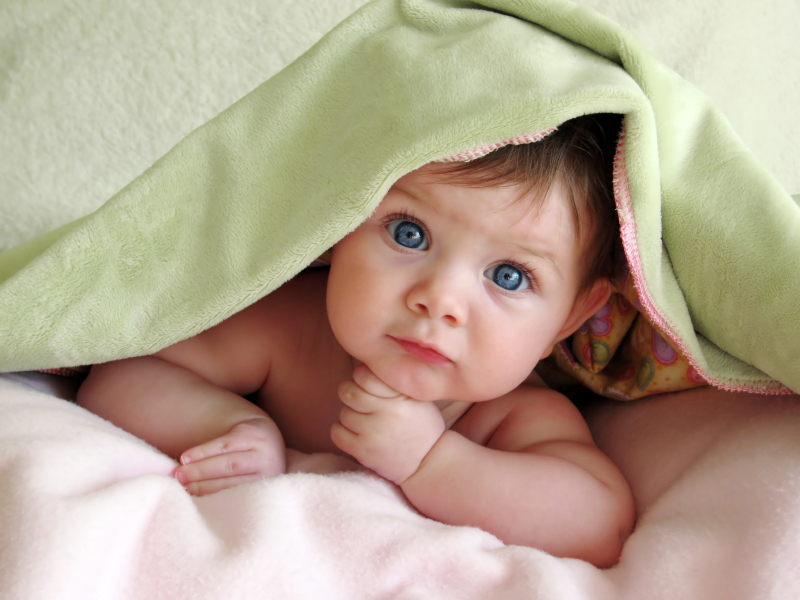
[0,0,798,396]
[2,372,800,599]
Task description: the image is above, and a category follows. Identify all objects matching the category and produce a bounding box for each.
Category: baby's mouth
[389,336,453,366]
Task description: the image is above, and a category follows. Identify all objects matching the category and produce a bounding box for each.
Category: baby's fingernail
[174,470,188,485]
[181,455,191,465]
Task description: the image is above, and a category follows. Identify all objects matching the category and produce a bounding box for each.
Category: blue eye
[388,220,428,250]
[484,263,530,291]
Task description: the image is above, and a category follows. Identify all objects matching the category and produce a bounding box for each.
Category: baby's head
[327,114,622,402]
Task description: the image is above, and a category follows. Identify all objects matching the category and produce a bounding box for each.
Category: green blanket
[1,0,798,395]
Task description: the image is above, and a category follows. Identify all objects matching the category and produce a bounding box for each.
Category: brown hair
[436,113,622,294]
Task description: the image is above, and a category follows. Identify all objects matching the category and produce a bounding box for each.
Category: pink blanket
[1,374,799,598]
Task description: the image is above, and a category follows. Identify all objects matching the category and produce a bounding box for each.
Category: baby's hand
[172,417,285,496]
[331,364,445,484]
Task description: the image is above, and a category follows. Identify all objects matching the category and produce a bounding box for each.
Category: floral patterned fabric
[549,249,707,400]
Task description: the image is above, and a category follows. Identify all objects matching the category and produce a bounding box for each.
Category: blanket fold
[0,0,797,395]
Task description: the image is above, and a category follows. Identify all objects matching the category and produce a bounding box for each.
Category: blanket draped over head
[0,0,797,397]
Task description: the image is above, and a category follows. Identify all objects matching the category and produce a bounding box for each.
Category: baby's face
[327,163,588,402]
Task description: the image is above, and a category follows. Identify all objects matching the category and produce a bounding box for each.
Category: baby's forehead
[402,163,568,224]
[425,162,593,242]
[393,167,578,255]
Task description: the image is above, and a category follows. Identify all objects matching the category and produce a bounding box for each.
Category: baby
[77,114,634,567]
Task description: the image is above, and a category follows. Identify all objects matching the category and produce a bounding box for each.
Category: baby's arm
[333,367,633,567]
[401,387,634,567]
[77,300,287,495]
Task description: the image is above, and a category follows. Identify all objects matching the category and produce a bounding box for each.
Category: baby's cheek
[471,347,539,399]
[326,270,363,349]
[327,308,366,361]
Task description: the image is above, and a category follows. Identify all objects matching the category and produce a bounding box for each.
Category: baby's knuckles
[355,432,426,484]
[352,364,401,399]
[337,380,377,413]
[364,399,446,483]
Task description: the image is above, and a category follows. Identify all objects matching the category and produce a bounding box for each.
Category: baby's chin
[363,359,502,403]
[358,358,456,402]
[352,346,529,403]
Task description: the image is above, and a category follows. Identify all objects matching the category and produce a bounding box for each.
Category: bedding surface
[2,373,799,599]
[0,0,798,398]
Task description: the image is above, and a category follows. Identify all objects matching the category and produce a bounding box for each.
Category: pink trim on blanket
[38,367,88,378]
[435,128,557,163]
[612,125,792,396]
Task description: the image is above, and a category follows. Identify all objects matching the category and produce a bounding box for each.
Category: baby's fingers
[330,422,361,458]
[338,380,381,413]
[178,450,271,481]
[352,364,402,399]
[180,434,254,465]
[174,449,284,489]
[337,405,372,434]
[180,473,269,497]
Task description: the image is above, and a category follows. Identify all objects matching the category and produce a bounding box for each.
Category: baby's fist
[332,365,445,484]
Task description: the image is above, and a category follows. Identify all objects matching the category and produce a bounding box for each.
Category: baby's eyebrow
[506,241,563,279]
[390,185,433,210]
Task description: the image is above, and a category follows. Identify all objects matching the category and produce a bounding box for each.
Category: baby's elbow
[577,493,635,568]
[579,526,627,569]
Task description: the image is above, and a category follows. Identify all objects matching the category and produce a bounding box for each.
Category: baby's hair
[436,113,623,294]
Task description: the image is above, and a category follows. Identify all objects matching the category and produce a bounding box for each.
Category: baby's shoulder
[453,383,593,448]
[254,268,330,315]
[198,268,330,341]
[239,268,333,359]
[156,269,332,394]
[254,268,351,377]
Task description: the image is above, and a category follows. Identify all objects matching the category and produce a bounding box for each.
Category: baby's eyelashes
[484,262,534,292]
[385,217,429,251]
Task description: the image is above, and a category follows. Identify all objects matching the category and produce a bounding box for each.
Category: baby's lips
[392,336,453,366]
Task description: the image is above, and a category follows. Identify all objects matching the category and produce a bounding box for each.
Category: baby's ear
[542,278,613,358]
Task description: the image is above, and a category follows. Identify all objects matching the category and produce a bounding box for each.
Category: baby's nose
[406,269,468,326]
